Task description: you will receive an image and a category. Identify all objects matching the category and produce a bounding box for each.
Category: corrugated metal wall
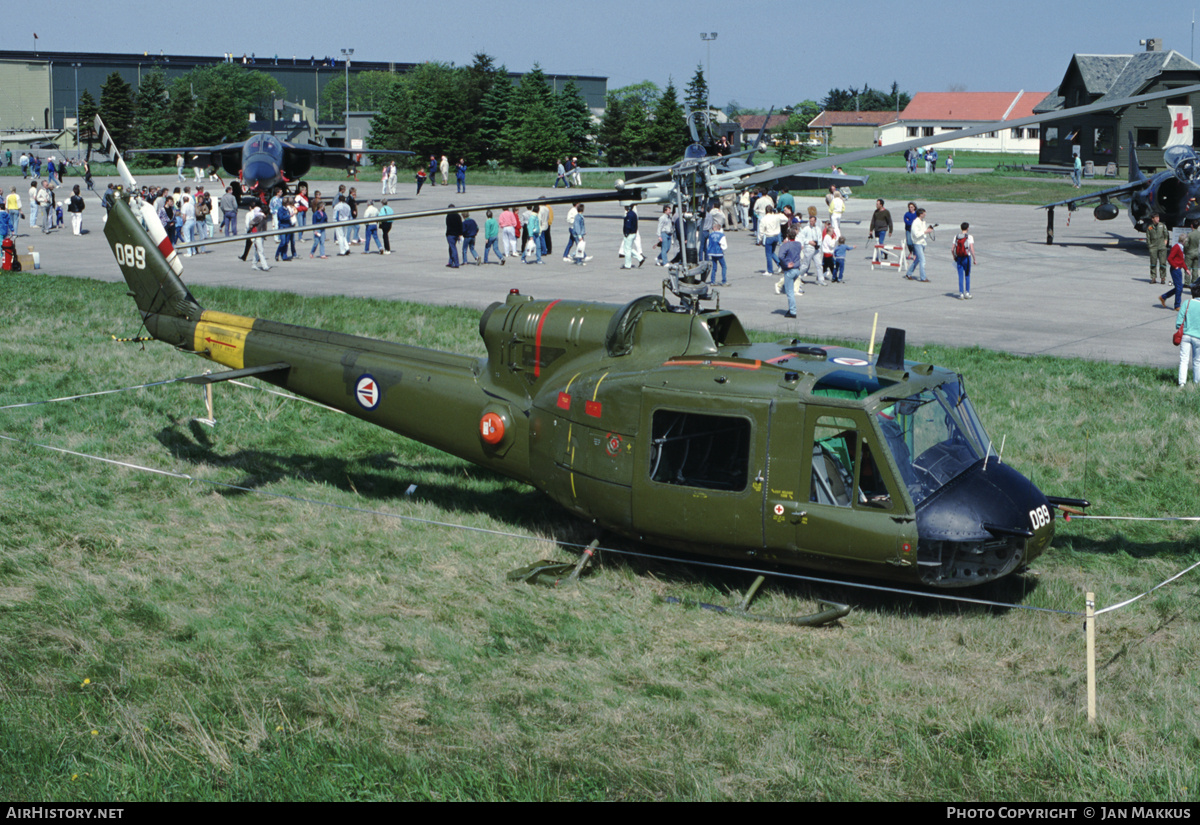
[0,62,51,131]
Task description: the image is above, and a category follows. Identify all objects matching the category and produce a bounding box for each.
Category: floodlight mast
[700,32,717,116]
[341,48,354,145]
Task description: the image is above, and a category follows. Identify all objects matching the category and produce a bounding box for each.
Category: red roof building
[879,91,1051,154]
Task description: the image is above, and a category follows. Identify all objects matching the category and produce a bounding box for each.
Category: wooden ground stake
[1086,591,1096,722]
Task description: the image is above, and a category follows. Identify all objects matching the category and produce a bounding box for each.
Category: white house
[878,91,1051,154]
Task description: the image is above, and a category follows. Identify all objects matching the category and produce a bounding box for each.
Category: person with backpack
[952,222,977,299]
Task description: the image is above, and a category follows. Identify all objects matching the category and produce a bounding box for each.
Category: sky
[6,0,1200,111]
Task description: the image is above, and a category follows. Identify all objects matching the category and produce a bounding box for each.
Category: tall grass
[1,274,1198,801]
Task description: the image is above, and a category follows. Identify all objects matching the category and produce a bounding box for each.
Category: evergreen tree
[502,65,566,171]
[403,62,468,159]
[885,81,911,113]
[555,79,594,159]
[684,64,709,114]
[649,79,689,162]
[462,53,502,160]
[76,89,100,142]
[619,95,652,165]
[477,69,514,164]
[98,72,135,150]
[822,87,855,110]
[132,69,174,152]
[167,86,195,147]
[596,93,628,165]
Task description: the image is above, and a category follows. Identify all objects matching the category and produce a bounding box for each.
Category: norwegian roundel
[355,374,381,411]
[832,357,869,366]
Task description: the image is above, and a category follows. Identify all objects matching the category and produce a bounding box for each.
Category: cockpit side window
[809,416,894,510]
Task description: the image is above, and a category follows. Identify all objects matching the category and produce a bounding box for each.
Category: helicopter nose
[914,458,1054,587]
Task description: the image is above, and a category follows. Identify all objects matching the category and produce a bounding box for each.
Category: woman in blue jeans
[1177,283,1200,385]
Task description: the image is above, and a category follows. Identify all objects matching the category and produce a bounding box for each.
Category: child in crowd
[833,237,854,283]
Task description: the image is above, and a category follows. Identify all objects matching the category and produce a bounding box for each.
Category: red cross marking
[1174,112,1191,134]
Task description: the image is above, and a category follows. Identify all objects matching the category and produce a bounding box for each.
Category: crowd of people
[2,152,996,317]
[0,179,92,238]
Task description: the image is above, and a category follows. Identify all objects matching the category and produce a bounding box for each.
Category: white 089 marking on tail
[113,243,146,269]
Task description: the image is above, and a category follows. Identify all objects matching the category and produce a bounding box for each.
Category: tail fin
[95,113,200,323]
[92,115,137,192]
[1128,130,1147,184]
[104,191,202,323]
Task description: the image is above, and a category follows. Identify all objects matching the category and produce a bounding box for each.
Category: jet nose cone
[243,159,277,188]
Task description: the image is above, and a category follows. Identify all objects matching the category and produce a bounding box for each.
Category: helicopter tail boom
[104,192,533,481]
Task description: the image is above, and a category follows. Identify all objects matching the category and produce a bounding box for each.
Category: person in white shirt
[828,187,845,237]
[753,192,774,245]
[797,215,823,284]
[904,208,933,282]
[333,195,352,256]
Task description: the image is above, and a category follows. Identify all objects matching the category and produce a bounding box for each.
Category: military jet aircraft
[125,133,413,202]
[1039,132,1200,241]
[590,109,870,206]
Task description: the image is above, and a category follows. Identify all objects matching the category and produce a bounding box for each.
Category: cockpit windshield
[876,379,991,506]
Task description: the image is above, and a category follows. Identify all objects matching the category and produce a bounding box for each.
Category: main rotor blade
[170,187,643,249]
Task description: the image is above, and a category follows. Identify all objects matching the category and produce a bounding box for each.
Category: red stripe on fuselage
[534,300,561,378]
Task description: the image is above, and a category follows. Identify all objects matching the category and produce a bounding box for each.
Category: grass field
[1,273,1198,801]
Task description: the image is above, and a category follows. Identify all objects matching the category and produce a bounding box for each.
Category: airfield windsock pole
[1086,591,1097,722]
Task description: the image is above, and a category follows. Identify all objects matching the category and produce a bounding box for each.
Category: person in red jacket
[1161,237,1192,311]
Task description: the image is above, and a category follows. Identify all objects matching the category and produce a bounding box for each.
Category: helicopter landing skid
[664,574,853,627]
[507,539,599,587]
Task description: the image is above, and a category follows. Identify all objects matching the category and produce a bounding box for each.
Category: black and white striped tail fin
[92,115,137,190]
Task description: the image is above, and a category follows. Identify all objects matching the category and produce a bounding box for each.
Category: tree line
[82,63,285,158]
[80,56,791,171]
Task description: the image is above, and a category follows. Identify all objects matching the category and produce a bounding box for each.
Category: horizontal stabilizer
[181,362,291,384]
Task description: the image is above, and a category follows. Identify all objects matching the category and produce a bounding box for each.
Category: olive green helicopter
[147,92,1200,590]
